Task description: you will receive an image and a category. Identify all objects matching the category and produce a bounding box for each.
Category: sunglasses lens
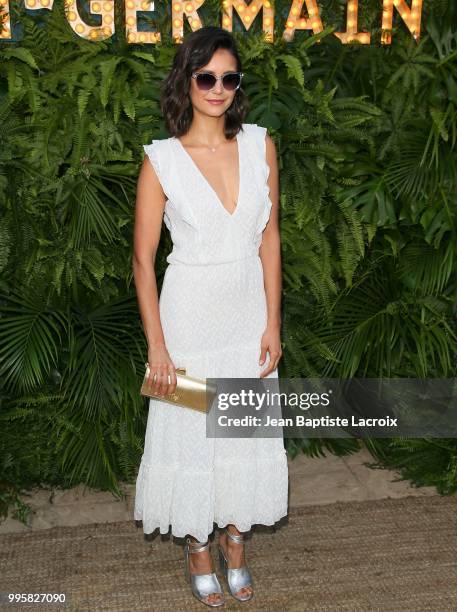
[196,73,217,90]
[222,73,241,91]
[194,72,242,91]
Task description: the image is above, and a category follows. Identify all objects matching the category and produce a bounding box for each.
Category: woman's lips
[207,100,224,105]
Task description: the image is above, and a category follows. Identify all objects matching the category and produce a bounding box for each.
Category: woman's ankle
[225,525,245,541]
[187,536,208,545]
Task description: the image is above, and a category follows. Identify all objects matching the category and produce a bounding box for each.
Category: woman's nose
[212,80,224,93]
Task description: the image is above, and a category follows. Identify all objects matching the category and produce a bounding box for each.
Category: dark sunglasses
[191,71,244,92]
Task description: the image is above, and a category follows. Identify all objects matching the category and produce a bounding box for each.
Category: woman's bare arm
[258,134,283,376]
[133,155,177,395]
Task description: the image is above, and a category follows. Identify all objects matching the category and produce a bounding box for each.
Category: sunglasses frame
[191,71,244,92]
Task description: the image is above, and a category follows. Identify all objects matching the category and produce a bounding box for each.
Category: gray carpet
[1,494,457,611]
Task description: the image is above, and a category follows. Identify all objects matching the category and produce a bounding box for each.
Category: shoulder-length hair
[161,26,249,140]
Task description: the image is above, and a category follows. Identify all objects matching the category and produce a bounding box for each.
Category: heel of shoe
[218,543,228,578]
[184,540,190,583]
[184,536,225,608]
[219,527,254,603]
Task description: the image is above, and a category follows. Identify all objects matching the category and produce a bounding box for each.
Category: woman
[133,26,289,607]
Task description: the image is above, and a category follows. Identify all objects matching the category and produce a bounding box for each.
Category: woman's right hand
[146,343,177,397]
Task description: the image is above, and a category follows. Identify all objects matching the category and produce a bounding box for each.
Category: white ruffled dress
[134,123,289,542]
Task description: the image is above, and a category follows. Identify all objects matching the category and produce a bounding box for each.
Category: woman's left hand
[259,324,282,377]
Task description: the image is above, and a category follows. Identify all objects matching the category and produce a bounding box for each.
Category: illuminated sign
[0,0,423,45]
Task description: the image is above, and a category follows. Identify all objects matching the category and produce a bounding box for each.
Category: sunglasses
[191,71,244,92]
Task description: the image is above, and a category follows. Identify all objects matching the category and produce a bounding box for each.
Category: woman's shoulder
[240,123,268,155]
[143,135,174,159]
[144,135,174,148]
[143,137,175,186]
[241,122,267,134]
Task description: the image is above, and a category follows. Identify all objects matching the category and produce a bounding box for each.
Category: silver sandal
[218,527,254,602]
[184,537,225,607]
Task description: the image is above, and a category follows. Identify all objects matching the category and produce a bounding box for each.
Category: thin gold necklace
[179,136,227,153]
[200,141,225,153]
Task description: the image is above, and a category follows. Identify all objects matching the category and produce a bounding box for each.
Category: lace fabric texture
[134,123,289,542]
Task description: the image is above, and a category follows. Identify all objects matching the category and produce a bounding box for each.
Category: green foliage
[1,0,457,522]
[364,438,457,495]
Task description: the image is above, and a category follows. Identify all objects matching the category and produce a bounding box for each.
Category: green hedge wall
[1,1,457,522]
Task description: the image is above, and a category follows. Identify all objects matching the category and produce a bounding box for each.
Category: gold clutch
[140,363,217,413]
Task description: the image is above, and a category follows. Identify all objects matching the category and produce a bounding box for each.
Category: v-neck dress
[134,123,289,542]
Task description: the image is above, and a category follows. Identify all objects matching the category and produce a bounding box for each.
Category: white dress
[134,122,289,543]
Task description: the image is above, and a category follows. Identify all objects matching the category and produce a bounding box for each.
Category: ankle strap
[225,528,244,544]
[186,537,209,553]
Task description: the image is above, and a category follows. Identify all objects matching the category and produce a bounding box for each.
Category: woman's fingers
[155,365,169,396]
[259,344,268,365]
[260,363,273,377]
[146,366,157,388]
[259,349,282,378]
[148,362,178,397]
[146,346,177,397]
[166,364,178,396]
[147,365,164,395]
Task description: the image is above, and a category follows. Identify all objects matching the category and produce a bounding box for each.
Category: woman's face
[188,48,239,117]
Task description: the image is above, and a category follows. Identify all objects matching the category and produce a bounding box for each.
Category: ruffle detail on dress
[244,124,273,233]
[134,449,288,542]
[213,448,288,536]
[143,140,174,231]
[143,141,161,180]
[134,459,216,542]
[256,125,273,227]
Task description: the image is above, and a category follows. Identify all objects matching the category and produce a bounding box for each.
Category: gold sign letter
[127,0,161,44]
[381,0,423,44]
[0,0,13,40]
[171,1,205,44]
[64,0,114,41]
[334,0,370,44]
[222,0,274,42]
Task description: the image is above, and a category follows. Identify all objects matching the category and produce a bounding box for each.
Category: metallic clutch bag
[140,363,217,413]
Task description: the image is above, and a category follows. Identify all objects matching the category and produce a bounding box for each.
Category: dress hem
[135,510,289,541]
[134,451,289,542]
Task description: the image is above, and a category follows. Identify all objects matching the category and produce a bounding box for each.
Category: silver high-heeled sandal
[184,537,225,607]
[218,527,254,602]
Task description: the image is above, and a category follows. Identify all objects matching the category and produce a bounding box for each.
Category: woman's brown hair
[161,26,249,140]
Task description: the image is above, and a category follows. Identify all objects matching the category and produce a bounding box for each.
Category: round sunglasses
[191,71,244,92]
